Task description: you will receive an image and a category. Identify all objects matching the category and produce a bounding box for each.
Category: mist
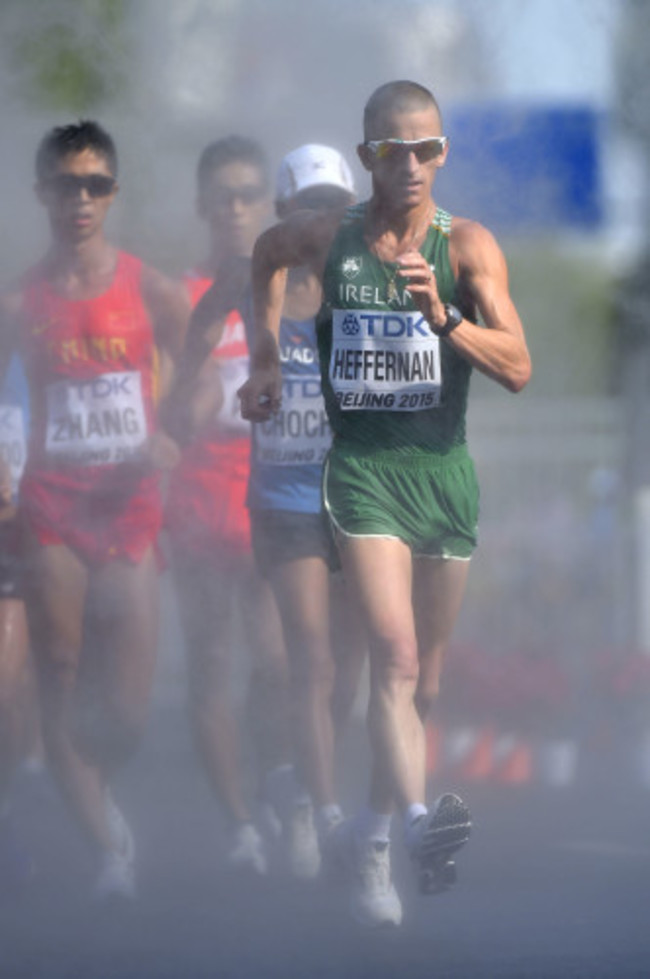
[1,2,649,977]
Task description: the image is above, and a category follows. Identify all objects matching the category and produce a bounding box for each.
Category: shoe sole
[352,907,403,929]
[417,794,471,894]
[228,855,268,876]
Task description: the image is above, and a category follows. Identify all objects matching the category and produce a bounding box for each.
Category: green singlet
[318,204,480,557]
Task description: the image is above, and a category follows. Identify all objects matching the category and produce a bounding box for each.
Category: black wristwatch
[434,303,463,338]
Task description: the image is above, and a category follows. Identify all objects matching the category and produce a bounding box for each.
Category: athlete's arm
[399,220,531,393]
[237,267,286,422]
[186,358,224,438]
[177,256,250,387]
[141,266,191,362]
[132,268,190,468]
[0,291,22,512]
[0,291,22,383]
[160,256,250,443]
[239,211,339,422]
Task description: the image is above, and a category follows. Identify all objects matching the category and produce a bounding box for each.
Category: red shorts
[20,467,163,567]
[165,438,251,558]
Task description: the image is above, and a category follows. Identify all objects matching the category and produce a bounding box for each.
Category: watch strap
[436,303,463,338]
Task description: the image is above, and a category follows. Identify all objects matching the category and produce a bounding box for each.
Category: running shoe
[94,792,136,903]
[285,800,321,879]
[350,838,403,928]
[105,791,136,866]
[228,822,268,875]
[410,792,471,895]
[323,818,402,927]
[259,800,283,842]
[320,812,352,880]
[94,848,136,903]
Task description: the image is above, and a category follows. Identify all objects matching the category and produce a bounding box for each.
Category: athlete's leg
[329,572,368,737]
[412,557,471,721]
[337,535,422,814]
[243,570,291,787]
[397,556,473,889]
[0,599,30,806]
[18,649,44,773]
[79,547,159,773]
[26,544,115,852]
[173,550,253,825]
[268,556,336,808]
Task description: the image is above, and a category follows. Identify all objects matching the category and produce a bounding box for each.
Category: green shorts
[323,442,479,559]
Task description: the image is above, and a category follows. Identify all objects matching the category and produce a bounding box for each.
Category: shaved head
[363,81,441,140]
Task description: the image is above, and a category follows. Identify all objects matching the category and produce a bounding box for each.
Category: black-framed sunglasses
[364,137,448,164]
[44,173,117,199]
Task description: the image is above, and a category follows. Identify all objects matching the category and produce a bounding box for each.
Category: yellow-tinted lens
[368,138,446,163]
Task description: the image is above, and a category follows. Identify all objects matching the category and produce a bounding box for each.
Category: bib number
[45,371,148,466]
[255,374,331,466]
[329,308,441,411]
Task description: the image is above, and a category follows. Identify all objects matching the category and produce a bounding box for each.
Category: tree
[0,0,128,114]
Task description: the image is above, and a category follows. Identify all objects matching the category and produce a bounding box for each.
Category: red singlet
[164,272,252,558]
[18,252,161,565]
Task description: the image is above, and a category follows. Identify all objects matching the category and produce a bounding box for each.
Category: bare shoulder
[140,264,189,307]
[449,216,506,274]
[140,264,191,355]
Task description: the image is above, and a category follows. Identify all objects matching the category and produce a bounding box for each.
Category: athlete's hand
[397,250,446,328]
[238,368,282,422]
[0,459,15,522]
[143,431,182,471]
[0,458,12,507]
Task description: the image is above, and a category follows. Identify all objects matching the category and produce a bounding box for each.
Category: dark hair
[196,135,269,195]
[35,120,118,182]
[363,81,441,139]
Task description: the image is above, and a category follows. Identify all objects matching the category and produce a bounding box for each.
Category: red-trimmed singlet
[164,272,252,558]
[18,252,161,565]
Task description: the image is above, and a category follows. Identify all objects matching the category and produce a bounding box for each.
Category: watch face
[445,304,462,328]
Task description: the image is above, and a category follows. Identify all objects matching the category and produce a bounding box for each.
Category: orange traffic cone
[455,726,495,781]
[493,735,533,785]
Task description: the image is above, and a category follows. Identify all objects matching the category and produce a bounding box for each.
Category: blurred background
[1,0,650,792]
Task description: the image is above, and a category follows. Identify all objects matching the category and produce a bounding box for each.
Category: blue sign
[436,104,602,232]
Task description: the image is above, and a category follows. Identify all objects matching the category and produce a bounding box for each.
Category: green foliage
[474,240,617,398]
[3,0,128,114]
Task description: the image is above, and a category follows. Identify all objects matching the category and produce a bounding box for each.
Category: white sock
[354,806,392,845]
[404,802,428,852]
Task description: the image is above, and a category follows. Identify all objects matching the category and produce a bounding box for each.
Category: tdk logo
[339,312,430,339]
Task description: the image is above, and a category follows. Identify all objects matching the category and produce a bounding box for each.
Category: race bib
[255,374,331,466]
[45,371,148,466]
[329,308,441,411]
[215,356,250,438]
[0,406,26,495]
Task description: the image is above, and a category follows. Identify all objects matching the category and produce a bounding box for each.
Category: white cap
[275,143,355,202]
